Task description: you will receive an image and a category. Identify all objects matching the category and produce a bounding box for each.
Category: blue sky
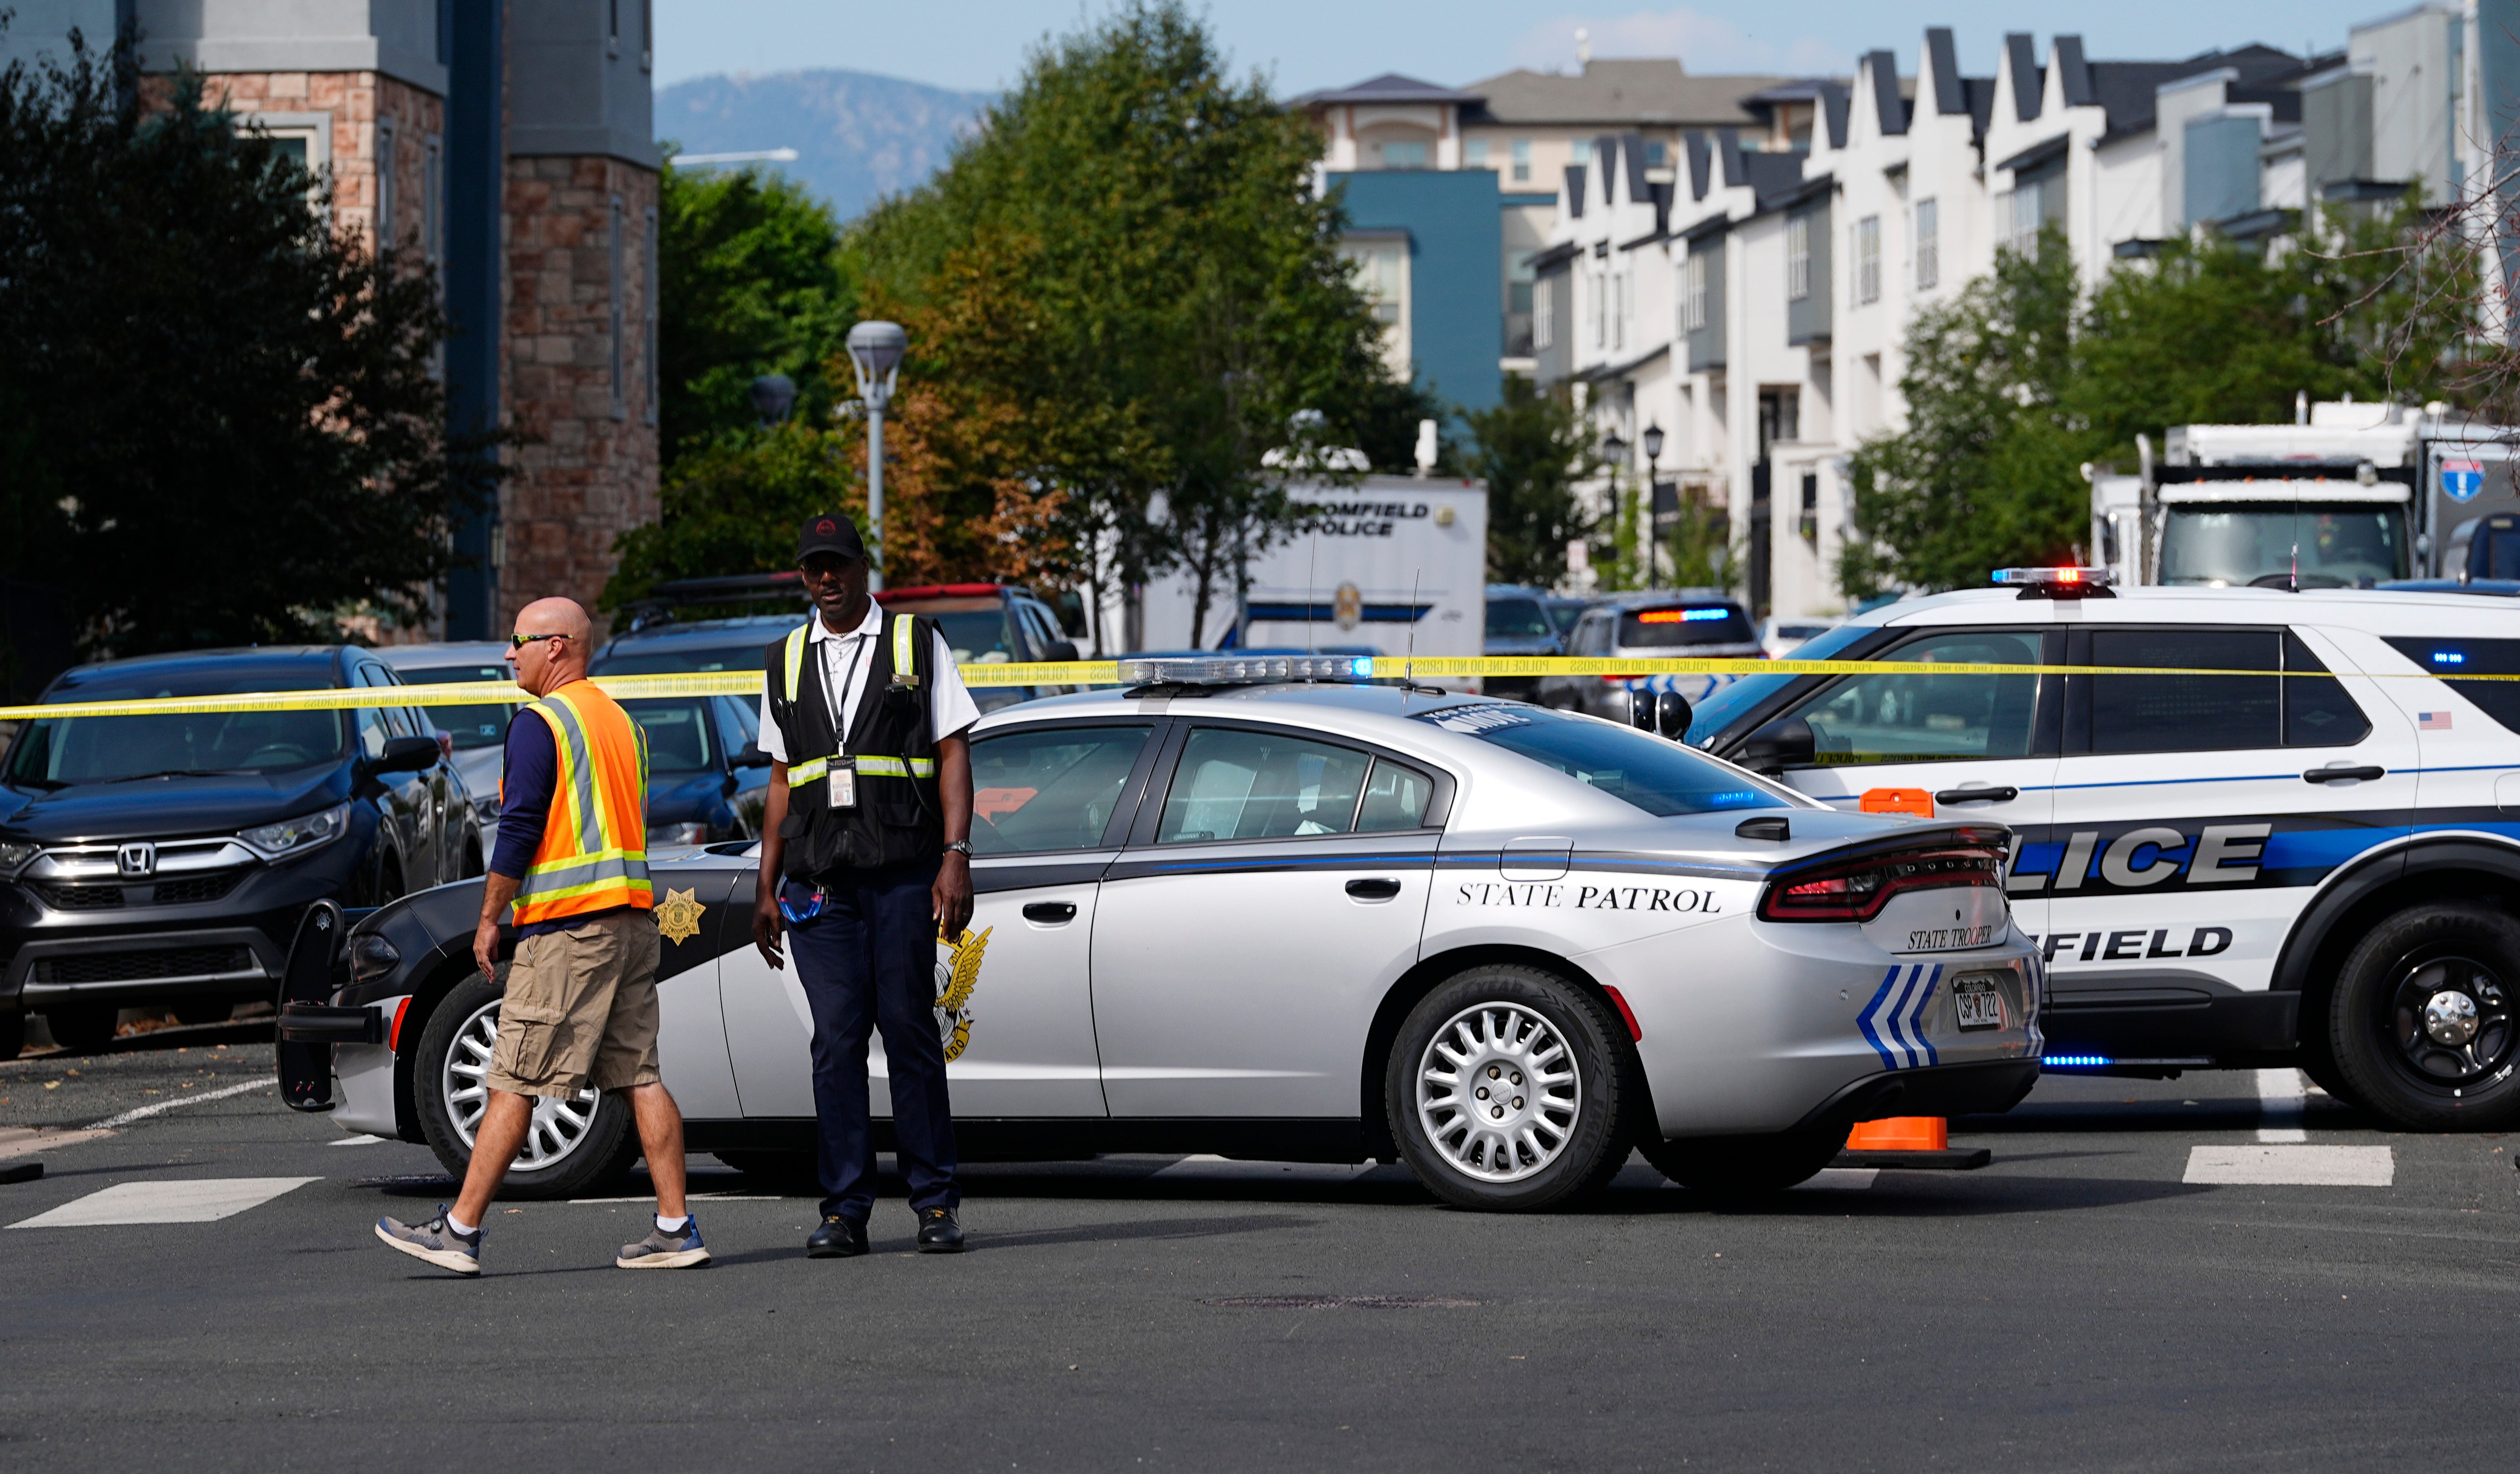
[656,1,2394,95]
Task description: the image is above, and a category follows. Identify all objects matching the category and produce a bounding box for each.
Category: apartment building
[2,1,660,640]
[1538,3,2510,618]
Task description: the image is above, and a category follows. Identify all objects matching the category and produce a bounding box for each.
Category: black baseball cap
[797,513,866,563]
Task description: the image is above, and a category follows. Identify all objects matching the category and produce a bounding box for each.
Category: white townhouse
[1536,4,2498,618]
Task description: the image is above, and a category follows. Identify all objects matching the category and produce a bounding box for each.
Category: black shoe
[805,1214,868,1258]
[916,1206,965,1254]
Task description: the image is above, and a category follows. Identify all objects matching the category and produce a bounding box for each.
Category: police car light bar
[1991,566,2115,600]
[1116,655,1376,686]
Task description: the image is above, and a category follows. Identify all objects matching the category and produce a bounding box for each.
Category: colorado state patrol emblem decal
[655,888,706,945]
[934,925,989,1063]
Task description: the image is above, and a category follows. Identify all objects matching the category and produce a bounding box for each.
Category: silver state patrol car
[1685,569,2520,1131]
[276,655,2043,1211]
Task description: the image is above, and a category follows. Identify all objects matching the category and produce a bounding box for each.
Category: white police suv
[1685,570,2520,1130]
[281,655,2043,1211]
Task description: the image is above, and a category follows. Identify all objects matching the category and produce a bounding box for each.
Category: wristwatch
[944,840,973,857]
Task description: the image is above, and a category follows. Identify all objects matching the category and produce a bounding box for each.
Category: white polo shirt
[754,603,981,764]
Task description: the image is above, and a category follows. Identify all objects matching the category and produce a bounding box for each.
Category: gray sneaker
[617,1214,710,1269]
[375,1205,481,1275]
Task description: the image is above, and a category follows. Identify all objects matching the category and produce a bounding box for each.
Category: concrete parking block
[8,1176,320,1228]
[2182,1145,2395,1186]
[0,1127,115,1161]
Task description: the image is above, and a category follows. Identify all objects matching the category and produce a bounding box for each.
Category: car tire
[1385,965,1636,1212]
[2327,901,2520,1131]
[1640,1121,1851,1197]
[44,1004,118,1054]
[413,971,640,1200]
[172,999,232,1027]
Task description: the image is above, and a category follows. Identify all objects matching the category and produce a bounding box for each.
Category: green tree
[656,153,853,462]
[0,32,488,664]
[1464,377,1597,588]
[604,422,855,613]
[850,0,1399,645]
[1842,229,2082,597]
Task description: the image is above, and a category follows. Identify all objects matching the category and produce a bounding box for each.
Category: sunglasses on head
[507,631,574,649]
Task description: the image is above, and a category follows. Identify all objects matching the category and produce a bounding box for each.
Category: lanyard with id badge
[826,630,872,810]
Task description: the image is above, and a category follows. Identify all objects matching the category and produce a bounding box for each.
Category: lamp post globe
[1642,423,1665,464]
[844,321,908,591]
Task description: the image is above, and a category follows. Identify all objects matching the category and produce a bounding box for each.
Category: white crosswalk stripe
[8,1177,319,1228]
[2182,1145,2394,1186]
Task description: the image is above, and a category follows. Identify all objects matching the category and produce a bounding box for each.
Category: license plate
[1952,977,2004,1031]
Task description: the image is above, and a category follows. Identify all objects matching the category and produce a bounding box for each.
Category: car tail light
[1758,840,2004,923]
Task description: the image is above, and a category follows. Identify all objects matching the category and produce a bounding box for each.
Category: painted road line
[2256,1068,2308,1143]
[0,1127,114,1161]
[328,1134,388,1147]
[2183,1145,2395,1186]
[9,1176,320,1228]
[1792,1168,1881,1191]
[85,1078,272,1130]
[567,1193,788,1204]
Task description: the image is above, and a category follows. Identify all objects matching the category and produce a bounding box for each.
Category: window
[2383,635,2520,736]
[1684,249,1708,332]
[1380,140,1428,170]
[608,0,620,53]
[1356,758,1436,832]
[423,135,444,265]
[1571,139,1591,164]
[1786,213,1811,301]
[1347,244,1404,326]
[1915,196,1939,289]
[1487,597,1552,638]
[641,0,653,72]
[970,725,1154,854]
[5,670,345,785]
[2000,181,2043,258]
[626,699,720,774]
[1413,704,1789,818]
[376,119,396,246]
[1157,729,1373,842]
[609,193,627,419]
[1534,273,1553,348]
[397,662,514,750]
[1794,631,2048,765]
[1613,265,1630,350]
[1511,138,1531,182]
[1647,141,1667,166]
[1855,214,1880,305]
[2088,629,2278,754]
[1618,604,1755,649]
[2281,632,2371,746]
[1465,138,1489,168]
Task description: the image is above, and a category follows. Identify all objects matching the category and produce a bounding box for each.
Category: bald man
[376,598,707,1274]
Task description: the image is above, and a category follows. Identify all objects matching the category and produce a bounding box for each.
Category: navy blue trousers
[783,864,960,1220]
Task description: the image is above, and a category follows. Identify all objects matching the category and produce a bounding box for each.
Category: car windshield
[397,663,513,750]
[1486,597,1553,638]
[2159,503,2409,588]
[1618,604,1755,648]
[1544,598,1587,634]
[625,698,719,774]
[5,669,345,787]
[1683,622,1874,747]
[1415,703,1789,817]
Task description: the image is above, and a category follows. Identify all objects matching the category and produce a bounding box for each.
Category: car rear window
[1415,703,1788,818]
[2384,635,2520,734]
[1618,604,1755,648]
[1486,597,1552,638]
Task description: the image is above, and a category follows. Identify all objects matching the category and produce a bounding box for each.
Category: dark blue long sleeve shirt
[489,707,612,939]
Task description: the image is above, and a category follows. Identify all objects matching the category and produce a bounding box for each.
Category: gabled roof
[1926,28,1966,115]
[1822,85,1851,149]
[1298,73,1482,107]
[1864,50,1909,136]
[2004,33,2042,123]
[2084,44,2319,142]
[1564,163,1588,218]
[2053,36,2094,107]
[1461,59,1788,128]
[1963,75,1999,139]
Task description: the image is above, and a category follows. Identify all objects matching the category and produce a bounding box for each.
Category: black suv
[0,646,479,1057]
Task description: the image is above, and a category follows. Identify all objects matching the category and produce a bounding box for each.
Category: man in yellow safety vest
[375,597,706,1275]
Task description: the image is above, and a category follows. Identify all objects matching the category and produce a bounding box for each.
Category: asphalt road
[2,1034,2515,1471]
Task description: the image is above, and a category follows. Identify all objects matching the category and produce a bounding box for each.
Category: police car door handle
[1346,878,1404,901]
[1933,785,2019,805]
[2303,765,2387,784]
[1022,902,1077,924]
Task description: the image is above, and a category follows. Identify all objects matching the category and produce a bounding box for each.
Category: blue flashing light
[1680,607,1729,622]
[2041,1054,2114,1069]
[2434,651,2465,664]
[1351,656,1376,677]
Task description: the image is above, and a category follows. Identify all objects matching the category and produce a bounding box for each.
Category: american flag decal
[2419,711,2452,730]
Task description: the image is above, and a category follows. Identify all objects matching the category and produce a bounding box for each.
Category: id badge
[829,759,857,809]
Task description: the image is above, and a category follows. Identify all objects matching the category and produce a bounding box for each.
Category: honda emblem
[117,842,156,877]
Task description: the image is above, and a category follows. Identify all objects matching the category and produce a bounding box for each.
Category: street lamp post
[1641,423,1666,588]
[845,321,908,591]
[1600,431,1629,589]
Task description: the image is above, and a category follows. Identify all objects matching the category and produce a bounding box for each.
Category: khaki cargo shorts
[485,908,663,1099]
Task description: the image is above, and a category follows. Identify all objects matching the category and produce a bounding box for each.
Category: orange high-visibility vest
[509,681,651,926]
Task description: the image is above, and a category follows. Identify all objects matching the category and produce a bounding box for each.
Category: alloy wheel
[1415,1002,1582,1183]
[2387,954,2514,1087]
[442,997,600,1171]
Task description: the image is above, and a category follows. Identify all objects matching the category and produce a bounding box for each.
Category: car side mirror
[1044,639,1080,663]
[1737,716,1815,774]
[1655,690,1692,740]
[366,734,440,777]
[732,744,773,770]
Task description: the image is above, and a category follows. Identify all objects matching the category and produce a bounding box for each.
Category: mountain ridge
[655,68,992,221]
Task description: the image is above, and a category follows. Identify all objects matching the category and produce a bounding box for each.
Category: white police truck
[1684,568,2520,1131]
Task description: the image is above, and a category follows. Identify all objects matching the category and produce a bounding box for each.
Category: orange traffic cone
[1834,1116,1990,1170]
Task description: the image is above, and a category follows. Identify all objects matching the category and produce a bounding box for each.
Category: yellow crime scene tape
[0,655,2510,725]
